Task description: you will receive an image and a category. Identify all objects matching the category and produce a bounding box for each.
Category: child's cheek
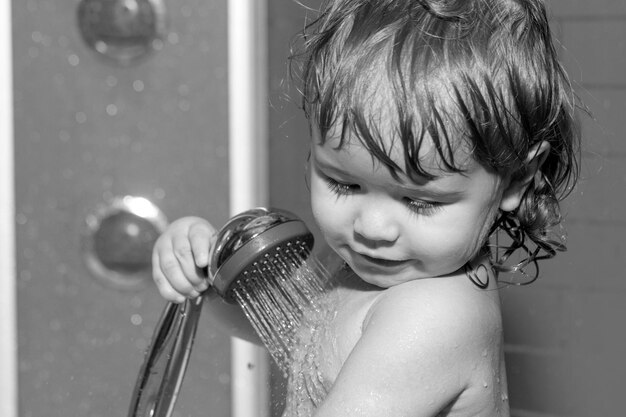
[309,180,328,228]
[310,183,341,238]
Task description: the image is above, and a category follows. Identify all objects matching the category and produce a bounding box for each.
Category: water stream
[231,251,337,416]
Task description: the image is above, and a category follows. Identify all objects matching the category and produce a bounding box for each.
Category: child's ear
[500,141,551,212]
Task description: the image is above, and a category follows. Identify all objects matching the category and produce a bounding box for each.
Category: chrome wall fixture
[82,195,168,290]
[77,0,167,65]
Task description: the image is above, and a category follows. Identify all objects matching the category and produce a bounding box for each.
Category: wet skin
[302,130,511,416]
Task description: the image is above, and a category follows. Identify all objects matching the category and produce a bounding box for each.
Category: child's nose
[353,206,400,245]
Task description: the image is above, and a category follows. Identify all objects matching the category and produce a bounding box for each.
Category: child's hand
[152,216,217,303]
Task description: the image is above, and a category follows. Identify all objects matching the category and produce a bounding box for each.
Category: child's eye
[325,177,359,196]
[404,198,443,216]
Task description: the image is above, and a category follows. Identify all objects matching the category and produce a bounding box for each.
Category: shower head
[207,207,315,303]
[128,208,316,417]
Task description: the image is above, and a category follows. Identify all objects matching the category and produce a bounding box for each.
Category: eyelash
[324,177,443,216]
[404,199,443,216]
[325,177,358,196]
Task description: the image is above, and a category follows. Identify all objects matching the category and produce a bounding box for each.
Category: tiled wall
[502,1,626,416]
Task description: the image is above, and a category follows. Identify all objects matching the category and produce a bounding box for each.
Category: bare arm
[314,277,503,417]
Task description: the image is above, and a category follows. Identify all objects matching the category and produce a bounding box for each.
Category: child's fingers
[152,252,186,303]
[171,234,208,291]
[188,221,215,268]
[155,246,202,299]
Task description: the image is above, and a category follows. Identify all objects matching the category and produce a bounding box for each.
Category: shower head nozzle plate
[208,208,314,303]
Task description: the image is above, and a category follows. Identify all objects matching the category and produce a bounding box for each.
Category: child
[152,0,580,415]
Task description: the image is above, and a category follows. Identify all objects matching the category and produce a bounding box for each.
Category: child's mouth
[356,252,409,268]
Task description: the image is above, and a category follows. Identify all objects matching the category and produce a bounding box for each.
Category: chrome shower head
[128,208,318,417]
[208,207,314,303]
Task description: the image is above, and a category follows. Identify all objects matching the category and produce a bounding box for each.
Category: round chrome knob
[77,0,167,65]
[82,196,168,290]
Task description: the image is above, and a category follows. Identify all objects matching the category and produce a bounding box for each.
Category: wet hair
[292,0,581,281]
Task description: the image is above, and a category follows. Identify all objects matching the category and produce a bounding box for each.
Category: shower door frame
[0,0,17,416]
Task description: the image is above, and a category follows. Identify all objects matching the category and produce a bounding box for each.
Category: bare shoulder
[317,272,507,416]
[365,272,504,346]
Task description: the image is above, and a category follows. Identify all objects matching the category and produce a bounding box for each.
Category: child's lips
[355,252,409,268]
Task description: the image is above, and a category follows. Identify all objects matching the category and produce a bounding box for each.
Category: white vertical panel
[228,0,270,416]
[0,1,17,416]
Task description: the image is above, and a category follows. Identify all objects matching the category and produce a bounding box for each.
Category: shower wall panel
[13,0,232,416]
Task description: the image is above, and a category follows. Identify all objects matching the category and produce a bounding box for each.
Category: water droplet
[31,31,43,43]
[16,213,27,225]
[131,314,143,325]
[75,112,87,124]
[106,104,118,116]
[105,75,118,87]
[167,32,180,45]
[152,39,164,51]
[68,54,80,66]
[133,79,145,92]
[59,130,70,143]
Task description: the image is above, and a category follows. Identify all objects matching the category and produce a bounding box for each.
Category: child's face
[309,127,506,288]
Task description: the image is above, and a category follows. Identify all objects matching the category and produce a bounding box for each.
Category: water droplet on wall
[106,104,118,116]
[59,130,70,143]
[75,112,87,124]
[132,80,144,92]
[16,213,27,225]
[31,31,43,43]
[152,38,164,51]
[105,75,118,87]
[68,54,80,66]
[167,32,179,45]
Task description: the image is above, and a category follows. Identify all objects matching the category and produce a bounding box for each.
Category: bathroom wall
[13,0,233,416]
[500,1,626,416]
[268,1,626,416]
